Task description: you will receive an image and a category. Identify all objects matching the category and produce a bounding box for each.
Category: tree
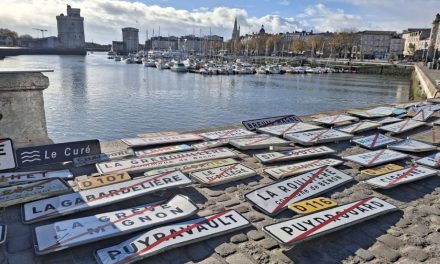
[0,28,18,45]
[291,38,306,54]
[328,33,344,59]
[307,35,322,57]
[408,43,416,56]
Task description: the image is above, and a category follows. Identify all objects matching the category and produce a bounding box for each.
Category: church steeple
[232,17,240,42]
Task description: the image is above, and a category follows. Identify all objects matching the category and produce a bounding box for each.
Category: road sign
[361,164,404,176]
[284,129,353,146]
[22,170,192,223]
[134,144,192,157]
[416,153,440,167]
[288,197,337,215]
[190,163,257,186]
[76,173,131,190]
[96,148,237,174]
[199,128,256,140]
[105,149,134,160]
[0,169,72,186]
[0,178,70,208]
[412,110,434,121]
[366,106,395,116]
[245,167,353,216]
[94,210,250,264]
[387,139,436,152]
[256,122,322,136]
[379,119,426,134]
[364,166,438,189]
[143,158,238,177]
[336,121,381,134]
[371,117,402,125]
[0,138,16,171]
[73,149,134,167]
[34,195,198,255]
[0,225,5,244]
[265,159,343,180]
[137,131,180,138]
[122,134,202,147]
[191,139,229,150]
[15,140,101,168]
[347,110,386,118]
[228,135,290,150]
[242,115,302,131]
[263,197,397,245]
[409,126,440,145]
[254,146,336,164]
[351,133,397,149]
[312,115,358,125]
[343,149,408,167]
[428,98,440,104]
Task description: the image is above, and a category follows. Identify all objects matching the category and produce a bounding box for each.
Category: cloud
[279,0,290,6]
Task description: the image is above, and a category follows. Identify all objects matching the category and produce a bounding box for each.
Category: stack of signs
[366,106,395,116]
[190,163,257,186]
[122,134,202,147]
[264,159,343,180]
[285,129,353,146]
[242,115,302,131]
[387,139,436,153]
[0,179,70,208]
[263,197,397,245]
[34,195,198,254]
[312,115,358,125]
[370,117,402,125]
[245,167,353,215]
[256,122,321,137]
[254,146,336,164]
[351,133,397,150]
[343,149,408,167]
[199,128,255,140]
[191,139,229,150]
[15,140,101,168]
[0,225,5,245]
[416,153,440,168]
[288,197,337,215]
[348,110,386,119]
[76,172,131,190]
[412,109,435,121]
[364,166,438,189]
[392,108,407,116]
[419,104,440,112]
[134,144,192,158]
[137,131,180,138]
[379,119,425,134]
[22,171,192,223]
[96,148,237,174]
[94,210,250,264]
[73,149,134,167]
[361,164,404,176]
[336,121,381,134]
[0,169,72,186]
[143,158,237,177]
[228,135,290,150]
[409,126,440,145]
[0,138,16,171]
[428,98,440,104]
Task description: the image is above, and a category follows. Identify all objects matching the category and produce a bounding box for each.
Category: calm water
[1,53,410,142]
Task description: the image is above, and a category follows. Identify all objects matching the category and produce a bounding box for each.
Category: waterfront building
[150,36,178,51]
[111,41,125,54]
[179,35,203,53]
[389,37,404,59]
[402,28,431,58]
[122,27,139,54]
[56,5,85,49]
[231,17,240,42]
[427,13,440,61]
[0,35,13,46]
[357,31,398,59]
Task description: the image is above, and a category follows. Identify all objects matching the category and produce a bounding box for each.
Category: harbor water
[1,53,411,142]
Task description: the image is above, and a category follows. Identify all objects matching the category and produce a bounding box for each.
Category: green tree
[0,28,18,45]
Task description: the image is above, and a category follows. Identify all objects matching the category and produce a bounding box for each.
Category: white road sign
[351,133,397,149]
[265,159,343,180]
[73,149,134,167]
[242,115,302,131]
[263,197,397,245]
[22,170,192,223]
[190,163,257,186]
[0,179,70,208]
[96,148,237,174]
[94,210,250,264]
[245,167,353,215]
[256,122,322,136]
[254,146,336,164]
[364,166,438,189]
[0,138,16,171]
[228,135,290,150]
[371,117,402,125]
[34,195,198,254]
[343,149,408,167]
[347,110,386,118]
[134,144,192,157]
[199,128,256,140]
[416,152,440,167]
[409,126,440,145]
[366,106,395,116]
[137,131,180,138]
[0,169,72,185]
[412,110,434,121]
[387,139,436,152]
[191,139,229,150]
[284,129,353,146]
[121,134,202,147]
[379,119,426,134]
[312,115,358,125]
[336,121,381,134]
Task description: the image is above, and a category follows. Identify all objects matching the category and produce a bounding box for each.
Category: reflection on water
[0,53,410,142]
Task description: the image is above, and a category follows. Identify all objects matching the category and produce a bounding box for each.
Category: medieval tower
[56,5,85,49]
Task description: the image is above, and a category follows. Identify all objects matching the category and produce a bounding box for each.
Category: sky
[0,0,439,44]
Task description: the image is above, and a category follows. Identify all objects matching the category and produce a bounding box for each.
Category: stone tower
[231,17,240,42]
[122,27,139,54]
[56,5,85,49]
[427,13,440,61]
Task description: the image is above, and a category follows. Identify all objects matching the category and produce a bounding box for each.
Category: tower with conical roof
[231,17,240,42]
[427,13,440,61]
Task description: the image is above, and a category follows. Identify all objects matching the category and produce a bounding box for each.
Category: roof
[359,30,396,35]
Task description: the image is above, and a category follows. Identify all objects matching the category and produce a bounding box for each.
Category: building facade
[389,37,404,58]
[427,13,440,61]
[402,28,431,57]
[122,27,139,53]
[179,35,202,53]
[111,41,125,54]
[0,36,13,46]
[56,5,85,49]
[358,31,399,59]
[150,36,178,50]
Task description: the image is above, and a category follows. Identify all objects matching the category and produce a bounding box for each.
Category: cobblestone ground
[1,104,440,264]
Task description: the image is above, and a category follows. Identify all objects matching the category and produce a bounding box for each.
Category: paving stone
[230,234,248,244]
[215,195,231,203]
[186,243,215,262]
[215,243,237,257]
[425,257,440,264]
[407,225,432,238]
[245,213,265,223]
[396,218,412,228]
[401,246,429,262]
[6,234,32,254]
[377,234,404,250]
[247,230,265,241]
[426,232,440,245]
[204,189,224,197]
[259,238,279,250]
[232,205,250,214]
[224,199,241,208]
[195,256,223,264]
[417,205,440,216]
[355,248,375,261]
[225,253,255,264]
[7,251,34,264]
[370,243,401,262]
[225,187,238,193]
